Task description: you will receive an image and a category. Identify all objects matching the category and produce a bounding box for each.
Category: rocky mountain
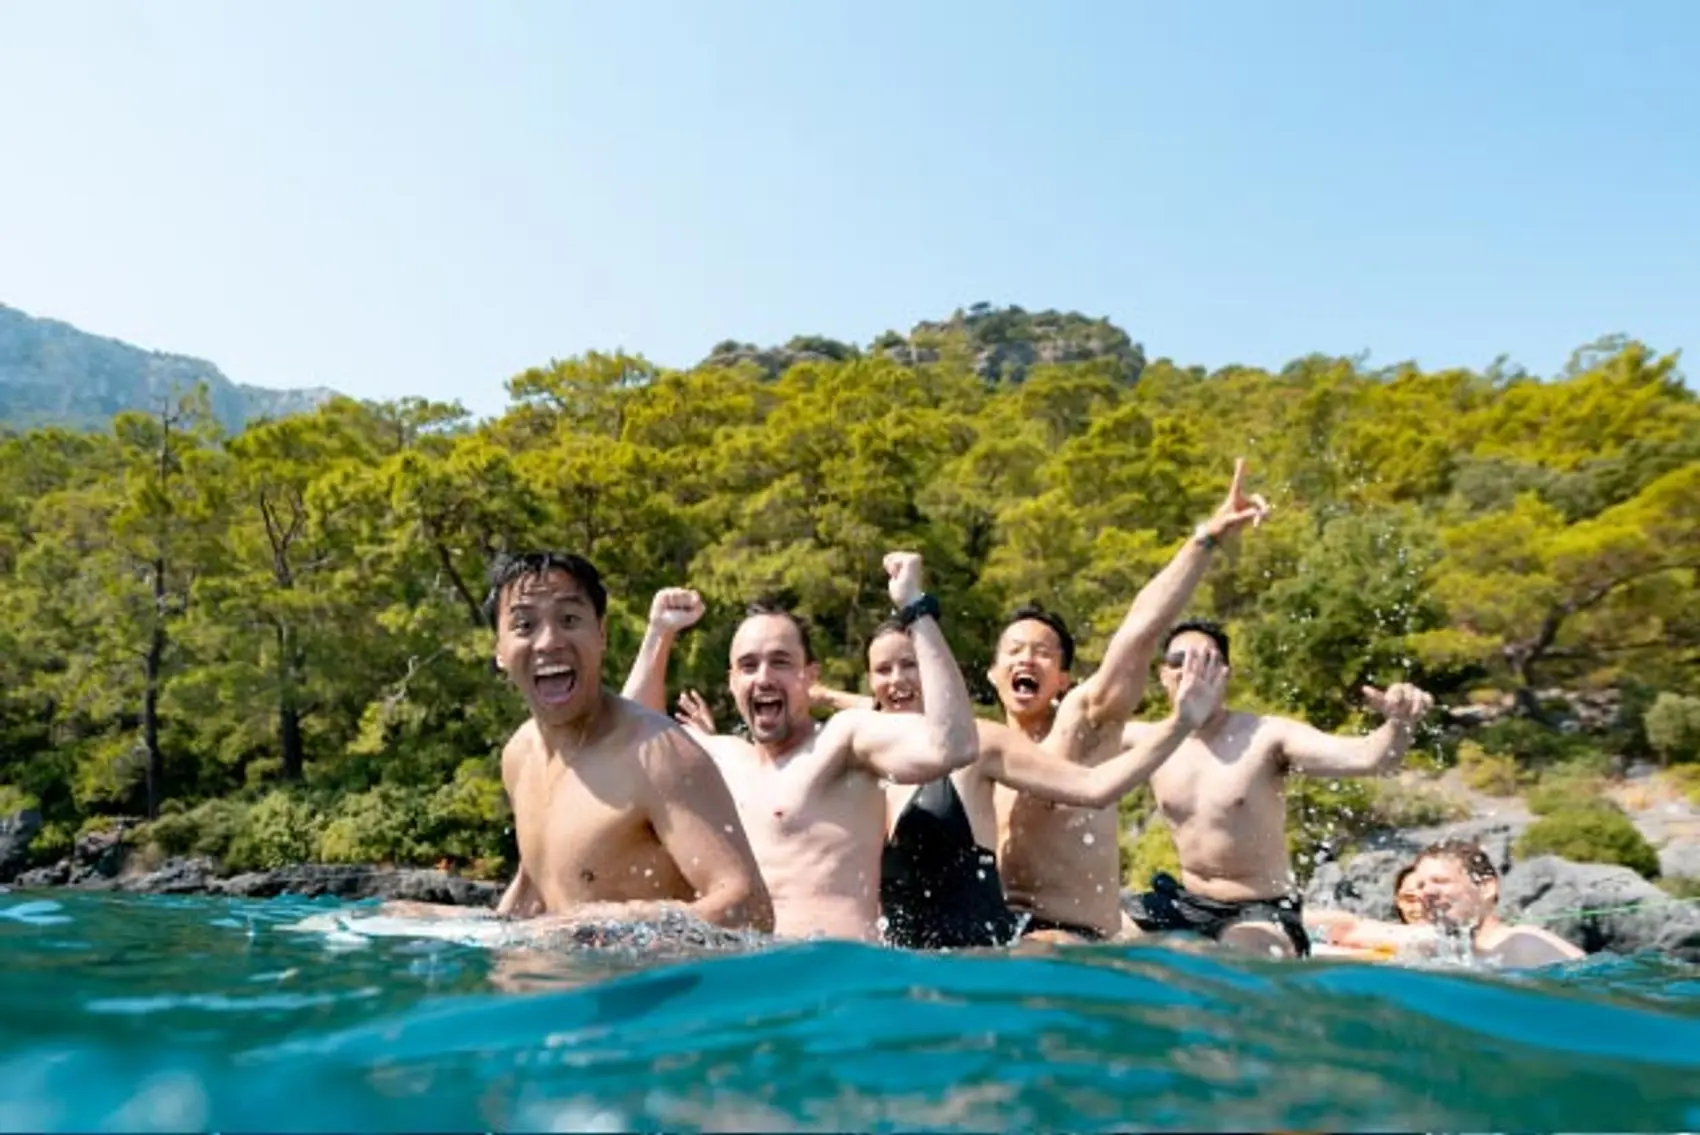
[701,302,1146,385]
[0,303,338,434]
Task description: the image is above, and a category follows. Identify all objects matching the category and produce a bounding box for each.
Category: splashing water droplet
[1082,833,1096,846]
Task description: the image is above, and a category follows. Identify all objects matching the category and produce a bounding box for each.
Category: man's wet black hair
[1000,602,1076,670]
[742,597,815,663]
[482,550,608,629]
[1163,619,1231,666]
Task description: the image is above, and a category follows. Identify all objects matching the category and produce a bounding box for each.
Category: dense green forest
[1,308,1697,884]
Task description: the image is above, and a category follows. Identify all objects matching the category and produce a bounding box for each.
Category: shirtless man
[1313,841,1584,967]
[991,460,1273,943]
[688,620,1229,949]
[1121,618,1434,957]
[477,550,772,932]
[621,551,981,941]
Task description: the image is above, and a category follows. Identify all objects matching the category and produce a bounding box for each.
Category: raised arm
[635,728,774,931]
[1280,683,1434,777]
[1070,458,1270,731]
[982,648,1224,806]
[621,587,706,713]
[828,552,979,783]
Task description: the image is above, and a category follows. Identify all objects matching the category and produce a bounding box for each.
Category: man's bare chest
[1151,739,1277,825]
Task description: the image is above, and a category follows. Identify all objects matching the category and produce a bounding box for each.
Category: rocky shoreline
[4,791,1698,963]
[0,813,503,908]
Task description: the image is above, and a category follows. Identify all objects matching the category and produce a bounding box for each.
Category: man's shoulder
[610,694,743,762]
[502,719,541,766]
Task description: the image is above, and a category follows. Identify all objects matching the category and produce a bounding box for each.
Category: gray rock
[1500,855,1700,963]
[211,863,501,906]
[1658,839,1700,880]
[14,860,70,888]
[0,809,43,882]
[71,822,134,879]
[115,856,220,895]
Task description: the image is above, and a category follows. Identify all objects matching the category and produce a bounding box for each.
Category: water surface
[1,889,1697,1131]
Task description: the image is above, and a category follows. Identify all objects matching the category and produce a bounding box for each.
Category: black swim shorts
[1125,872,1312,957]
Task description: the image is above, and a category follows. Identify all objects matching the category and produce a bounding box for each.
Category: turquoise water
[2,890,1698,1132]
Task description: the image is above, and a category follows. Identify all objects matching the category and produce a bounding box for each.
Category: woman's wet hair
[1391,864,1418,923]
[864,617,910,664]
[482,550,608,628]
[1162,619,1231,666]
[999,602,1076,670]
[1414,838,1499,884]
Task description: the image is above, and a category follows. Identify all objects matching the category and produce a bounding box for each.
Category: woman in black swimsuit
[815,621,1219,950]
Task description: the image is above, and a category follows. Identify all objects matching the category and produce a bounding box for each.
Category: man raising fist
[622,551,982,942]
[1120,619,1436,957]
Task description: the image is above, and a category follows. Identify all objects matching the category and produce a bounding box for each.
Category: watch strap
[895,592,941,628]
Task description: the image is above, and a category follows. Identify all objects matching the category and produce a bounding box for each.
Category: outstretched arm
[621,588,706,713]
[1070,458,1270,732]
[982,648,1225,806]
[979,716,1189,807]
[1280,684,1434,777]
[830,553,979,783]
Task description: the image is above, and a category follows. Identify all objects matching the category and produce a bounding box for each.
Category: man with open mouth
[481,550,773,933]
[991,459,1272,944]
[622,551,983,942]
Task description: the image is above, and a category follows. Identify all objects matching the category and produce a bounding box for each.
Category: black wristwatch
[895,592,941,628]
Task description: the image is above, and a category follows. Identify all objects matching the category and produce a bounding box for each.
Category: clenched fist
[648,587,705,632]
[883,551,924,607]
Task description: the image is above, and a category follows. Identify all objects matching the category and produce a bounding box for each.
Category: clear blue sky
[2,0,1695,419]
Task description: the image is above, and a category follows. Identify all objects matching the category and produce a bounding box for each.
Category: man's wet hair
[742,597,815,663]
[482,550,608,629]
[1163,619,1231,666]
[999,602,1076,670]
[1415,838,1499,885]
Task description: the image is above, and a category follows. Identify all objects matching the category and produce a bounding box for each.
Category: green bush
[1661,875,1700,901]
[422,760,511,867]
[0,784,40,815]
[1476,717,1608,770]
[1526,766,1612,817]
[1121,817,1182,889]
[1458,741,1523,795]
[138,798,250,863]
[1645,692,1700,765]
[27,821,73,864]
[317,786,429,866]
[1286,776,1377,883]
[1367,779,1470,829]
[1516,803,1660,879]
[226,792,324,871]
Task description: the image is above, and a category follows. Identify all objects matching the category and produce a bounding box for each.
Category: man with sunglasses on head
[1121,619,1435,958]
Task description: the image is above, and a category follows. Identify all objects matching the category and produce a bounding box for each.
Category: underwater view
[3,889,1698,1132]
